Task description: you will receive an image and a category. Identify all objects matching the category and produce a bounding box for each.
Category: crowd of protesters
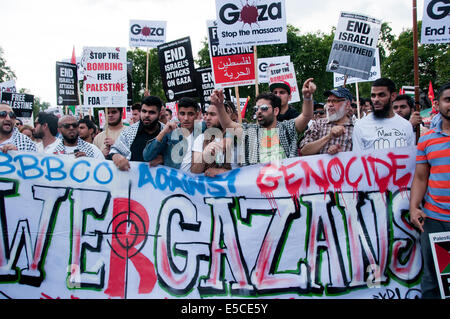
[0,77,448,298]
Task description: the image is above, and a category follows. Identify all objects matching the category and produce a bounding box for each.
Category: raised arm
[294,78,316,133]
[210,89,240,130]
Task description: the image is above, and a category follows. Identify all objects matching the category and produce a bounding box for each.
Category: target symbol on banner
[106,210,148,259]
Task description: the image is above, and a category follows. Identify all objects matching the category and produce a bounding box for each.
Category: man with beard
[143,97,204,173]
[33,111,59,153]
[108,96,164,171]
[210,78,315,166]
[190,104,238,177]
[299,87,355,156]
[52,115,103,159]
[0,103,37,153]
[410,82,450,299]
[93,107,125,157]
[352,78,415,152]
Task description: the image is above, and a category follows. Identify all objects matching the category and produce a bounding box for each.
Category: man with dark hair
[352,78,415,152]
[52,115,103,159]
[210,78,315,166]
[93,107,125,157]
[269,81,300,121]
[78,118,96,143]
[33,111,59,153]
[410,82,450,299]
[143,97,204,172]
[165,108,173,121]
[393,94,423,129]
[300,87,355,156]
[131,102,142,124]
[0,103,36,153]
[109,96,164,171]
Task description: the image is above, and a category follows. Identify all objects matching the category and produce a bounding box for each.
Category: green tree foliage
[0,47,16,82]
[382,21,449,97]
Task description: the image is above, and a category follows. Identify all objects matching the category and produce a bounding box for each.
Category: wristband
[302,96,313,101]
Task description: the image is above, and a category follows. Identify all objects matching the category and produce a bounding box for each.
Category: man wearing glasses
[352,78,415,152]
[0,103,36,153]
[210,78,315,166]
[299,87,355,156]
[52,115,103,159]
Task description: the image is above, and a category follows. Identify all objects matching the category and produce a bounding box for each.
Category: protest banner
[158,37,197,101]
[129,20,167,48]
[166,101,178,121]
[195,67,215,112]
[0,92,34,118]
[207,20,255,89]
[258,56,290,84]
[333,48,381,87]
[56,62,78,106]
[421,0,450,44]
[0,80,17,93]
[429,232,450,299]
[80,47,127,108]
[326,12,382,80]
[268,62,300,103]
[215,0,287,47]
[0,147,422,299]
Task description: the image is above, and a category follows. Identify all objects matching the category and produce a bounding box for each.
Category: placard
[333,48,381,87]
[0,80,16,93]
[56,62,78,106]
[81,47,128,108]
[429,231,450,299]
[421,0,450,44]
[157,37,197,101]
[326,12,382,80]
[0,92,34,118]
[215,0,287,47]
[195,67,215,112]
[268,62,300,103]
[258,56,290,83]
[207,20,255,89]
[129,20,167,48]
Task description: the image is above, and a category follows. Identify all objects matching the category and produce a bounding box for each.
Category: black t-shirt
[277,106,300,122]
[130,123,160,162]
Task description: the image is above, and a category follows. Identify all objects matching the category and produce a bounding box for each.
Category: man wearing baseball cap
[269,81,300,122]
[299,87,355,156]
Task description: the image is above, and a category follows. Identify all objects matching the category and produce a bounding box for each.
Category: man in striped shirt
[410,82,450,299]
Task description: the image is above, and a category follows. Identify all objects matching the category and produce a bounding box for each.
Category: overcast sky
[0,0,424,107]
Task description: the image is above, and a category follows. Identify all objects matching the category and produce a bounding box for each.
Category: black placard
[56,61,78,105]
[0,92,34,118]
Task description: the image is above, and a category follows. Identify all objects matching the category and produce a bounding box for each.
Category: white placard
[129,20,167,48]
[258,56,290,83]
[215,0,287,47]
[421,0,450,44]
[81,47,127,108]
[268,62,300,104]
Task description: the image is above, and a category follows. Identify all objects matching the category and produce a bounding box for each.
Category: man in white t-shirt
[33,111,59,154]
[352,78,415,152]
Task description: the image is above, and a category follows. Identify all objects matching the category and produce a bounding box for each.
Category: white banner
[129,20,167,48]
[421,0,450,44]
[0,80,16,93]
[258,56,290,84]
[0,147,423,299]
[326,12,382,80]
[333,48,381,87]
[268,62,300,103]
[81,47,127,108]
[215,0,287,47]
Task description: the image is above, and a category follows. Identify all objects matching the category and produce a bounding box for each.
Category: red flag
[428,81,435,102]
[71,46,76,65]
[241,96,250,119]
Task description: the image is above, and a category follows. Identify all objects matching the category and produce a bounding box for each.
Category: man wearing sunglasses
[52,115,103,159]
[0,103,37,153]
[299,87,355,156]
[210,78,315,166]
